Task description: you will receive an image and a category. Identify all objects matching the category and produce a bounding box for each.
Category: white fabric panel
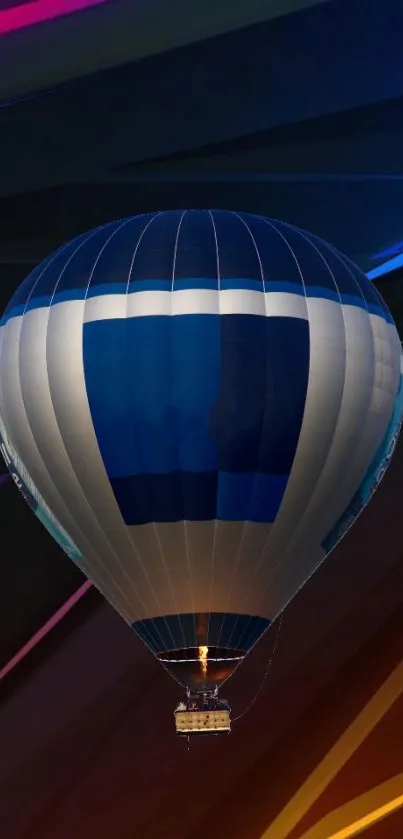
[0,318,133,623]
[267,544,326,616]
[149,522,195,615]
[264,304,376,593]
[83,294,128,323]
[264,291,308,319]
[44,299,180,621]
[19,308,145,620]
[126,521,275,618]
[182,520,216,614]
[293,312,400,554]
[239,297,347,617]
[18,304,169,623]
[81,290,309,323]
[248,307,401,619]
[212,521,273,614]
[219,289,267,316]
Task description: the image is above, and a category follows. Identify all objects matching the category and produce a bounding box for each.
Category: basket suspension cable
[232,610,284,724]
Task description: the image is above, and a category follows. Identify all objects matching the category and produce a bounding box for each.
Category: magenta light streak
[0,0,109,36]
[0,579,92,683]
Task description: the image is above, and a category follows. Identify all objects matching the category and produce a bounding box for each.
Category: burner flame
[198,645,208,677]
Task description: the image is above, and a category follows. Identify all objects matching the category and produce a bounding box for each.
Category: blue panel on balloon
[214,315,309,474]
[274,220,338,294]
[309,235,392,316]
[307,238,365,301]
[128,211,183,283]
[84,313,309,524]
[132,612,271,653]
[86,215,154,290]
[239,213,305,291]
[83,314,221,477]
[174,210,218,280]
[1,260,50,320]
[27,226,116,307]
[216,472,288,521]
[111,471,218,522]
[212,210,263,280]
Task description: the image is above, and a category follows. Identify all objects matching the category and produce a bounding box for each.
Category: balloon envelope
[0,210,402,692]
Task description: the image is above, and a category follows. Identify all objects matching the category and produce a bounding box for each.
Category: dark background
[0,1,403,837]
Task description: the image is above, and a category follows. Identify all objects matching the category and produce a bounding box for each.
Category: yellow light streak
[299,772,403,839]
[259,660,403,839]
[329,794,403,839]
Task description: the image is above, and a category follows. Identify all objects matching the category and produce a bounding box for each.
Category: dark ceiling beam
[110,101,403,178]
[0,0,401,199]
[1,174,403,271]
[0,0,327,100]
[86,173,403,184]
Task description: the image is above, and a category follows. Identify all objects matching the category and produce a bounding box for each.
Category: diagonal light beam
[0,0,109,37]
[0,579,92,683]
[299,772,403,839]
[260,660,403,839]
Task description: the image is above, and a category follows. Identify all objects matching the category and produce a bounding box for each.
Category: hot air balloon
[0,210,402,734]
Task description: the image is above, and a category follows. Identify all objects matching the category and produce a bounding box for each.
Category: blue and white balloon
[0,210,401,692]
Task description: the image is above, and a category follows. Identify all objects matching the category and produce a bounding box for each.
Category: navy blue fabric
[213,315,309,474]
[3,210,392,323]
[340,253,394,320]
[308,232,394,319]
[111,472,218,523]
[212,210,263,282]
[3,260,50,317]
[306,234,366,301]
[132,612,271,653]
[239,213,305,291]
[272,219,339,294]
[83,314,221,477]
[24,225,116,309]
[86,215,153,289]
[128,210,182,284]
[174,209,218,281]
[83,313,309,524]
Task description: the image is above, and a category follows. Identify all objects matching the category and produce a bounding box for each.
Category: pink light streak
[0,0,109,36]
[0,579,92,683]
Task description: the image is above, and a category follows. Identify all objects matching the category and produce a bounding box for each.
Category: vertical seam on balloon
[78,218,164,618]
[46,230,150,622]
[13,226,136,616]
[263,222,349,609]
[257,217,312,593]
[73,220,161,615]
[315,245,386,488]
[207,209,220,649]
[48,225,112,304]
[254,224,351,615]
[335,248,400,404]
[251,338,395,640]
[248,218,315,617]
[22,235,92,313]
[120,212,176,651]
[124,216,178,653]
[221,211,267,652]
[169,209,191,650]
[124,212,162,294]
[45,223,150,618]
[313,238,368,306]
[84,216,134,292]
[236,215,309,617]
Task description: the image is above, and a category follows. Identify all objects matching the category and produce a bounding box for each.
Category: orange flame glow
[198,645,208,677]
